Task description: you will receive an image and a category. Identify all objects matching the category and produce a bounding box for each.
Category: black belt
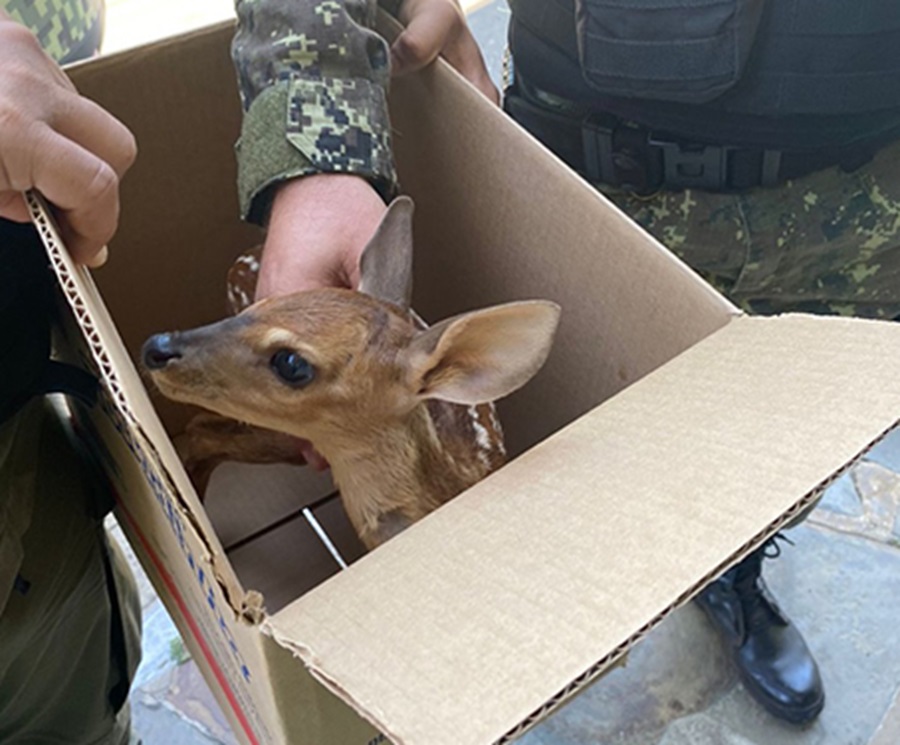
[504,83,893,193]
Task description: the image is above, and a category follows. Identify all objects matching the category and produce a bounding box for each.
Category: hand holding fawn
[142,197,559,549]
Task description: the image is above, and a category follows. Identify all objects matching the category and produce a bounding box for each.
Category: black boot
[695,538,825,724]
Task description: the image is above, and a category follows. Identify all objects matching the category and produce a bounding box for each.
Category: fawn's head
[142,198,560,454]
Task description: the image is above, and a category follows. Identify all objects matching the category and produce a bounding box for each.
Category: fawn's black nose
[142,333,182,370]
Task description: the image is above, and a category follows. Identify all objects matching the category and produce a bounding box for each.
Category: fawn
[142,197,560,549]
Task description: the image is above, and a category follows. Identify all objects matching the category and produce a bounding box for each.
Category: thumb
[0,192,30,223]
[390,2,458,76]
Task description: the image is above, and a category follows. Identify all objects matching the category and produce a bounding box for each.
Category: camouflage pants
[599,138,900,320]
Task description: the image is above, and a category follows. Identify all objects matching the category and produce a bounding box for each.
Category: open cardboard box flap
[265,313,900,745]
[42,19,900,745]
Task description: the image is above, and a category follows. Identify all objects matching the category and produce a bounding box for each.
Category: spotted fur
[161,200,558,551]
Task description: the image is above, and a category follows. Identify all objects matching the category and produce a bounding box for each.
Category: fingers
[391,0,500,105]
[441,33,501,104]
[299,440,330,472]
[0,19,135,265]
[0,99,134,265]
[53,95,137,180]
[0,94,135,263]
[28,125,122,264]
[39,96,136,263]
[391,1,459,75]
[0,192,29,223]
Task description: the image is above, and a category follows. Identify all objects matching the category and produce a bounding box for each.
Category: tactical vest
[2,0,104,64]
[508,0,900,119]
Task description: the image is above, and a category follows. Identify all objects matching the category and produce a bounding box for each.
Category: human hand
[0,16,136,265]
[255,173,387,299]
[391,0,499,105]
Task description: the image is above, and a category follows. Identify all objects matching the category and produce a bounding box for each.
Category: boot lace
[736,534,793,632]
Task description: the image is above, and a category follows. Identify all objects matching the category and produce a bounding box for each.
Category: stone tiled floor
[99,2,900,744]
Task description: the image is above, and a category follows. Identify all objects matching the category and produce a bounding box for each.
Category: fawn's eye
[270,349,316,387]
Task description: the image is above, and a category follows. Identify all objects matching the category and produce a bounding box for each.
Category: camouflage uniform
[3,0,105,64]
[232,0,403,224]
[1,4,405,743]
[602,144,900,320]
[515,81,900,322]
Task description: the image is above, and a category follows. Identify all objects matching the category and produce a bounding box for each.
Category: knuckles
[84,160,120,204]
[0,20,43,52]
[391,32,430,70]
[118,129,138,173]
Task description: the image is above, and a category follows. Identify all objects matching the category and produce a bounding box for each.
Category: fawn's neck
[323,401,505,548]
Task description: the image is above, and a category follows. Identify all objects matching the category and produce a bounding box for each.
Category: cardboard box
[37,16,900,745]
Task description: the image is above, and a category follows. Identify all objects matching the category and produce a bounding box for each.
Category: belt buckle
[650,137,731,190]
[582,113,659,191]
[582,113,617,185]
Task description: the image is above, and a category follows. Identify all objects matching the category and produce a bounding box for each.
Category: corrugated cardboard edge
[260,619,629,745]
[259,623,402,745]
[495,426,895,744]
[256,308,898,745]
[25,191,260,622]
[261,416,896,745]
[29,188,379,744]
[64,18,238,73]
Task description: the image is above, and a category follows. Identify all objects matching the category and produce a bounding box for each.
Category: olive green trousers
[0,400,141,744]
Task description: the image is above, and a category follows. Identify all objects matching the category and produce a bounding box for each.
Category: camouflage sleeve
[232,0,403,224]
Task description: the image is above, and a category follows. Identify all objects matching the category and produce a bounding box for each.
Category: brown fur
[145,197,558,551]
[147,289,509,549]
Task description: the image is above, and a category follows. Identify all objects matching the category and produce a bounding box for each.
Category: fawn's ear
[358,195,415,309]
[404,301,561,405]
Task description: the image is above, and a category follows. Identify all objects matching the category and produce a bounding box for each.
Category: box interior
[56,20,900,745]
[68,21,737,616]
[267,312,900,745]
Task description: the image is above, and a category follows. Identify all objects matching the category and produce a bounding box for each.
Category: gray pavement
[117,4,900,743]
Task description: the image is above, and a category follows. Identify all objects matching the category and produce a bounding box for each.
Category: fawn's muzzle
[142,333,183,370]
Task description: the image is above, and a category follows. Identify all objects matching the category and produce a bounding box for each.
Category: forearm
[232,0,398,224]
[239,0,496,304]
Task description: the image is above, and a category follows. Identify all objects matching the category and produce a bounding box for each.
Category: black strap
[505,79,896,193]
[0,219,99,424]
[39,361,99,406]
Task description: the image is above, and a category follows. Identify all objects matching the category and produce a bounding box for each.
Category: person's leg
[502,88,832,724]
[597,185,833,723]
[0,400,141,745]
[597,187,749,301]
[726,138,900,320]
[598,186,828,723]
[695,538,824,724]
